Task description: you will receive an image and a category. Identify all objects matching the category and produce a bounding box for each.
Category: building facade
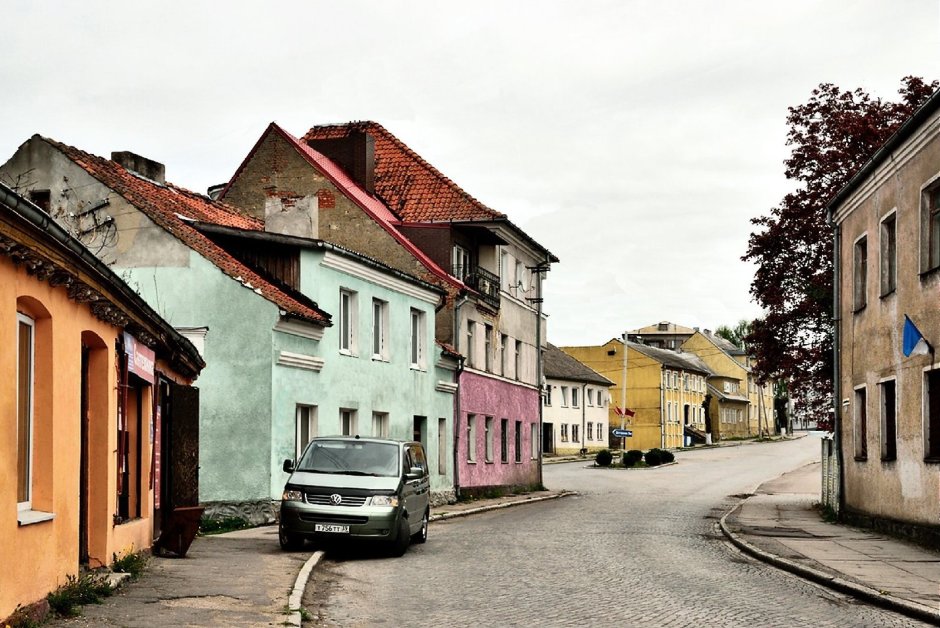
[828,88,940,533]
[542,343,614,455]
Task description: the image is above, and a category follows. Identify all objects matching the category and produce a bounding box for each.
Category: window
[372,411,389,438]
[295,405,317,459]
[879,380,896,461]
[438,418,447,474]
[453,244,471,280]
[560,423,568,442]
[484,324,493,372]
[587,422,594,440]
[466,322,475,367]
[372,299,388,360]
[880,213,897,296]
[572,387,580,408]
[683,374,689,390]
[514,420,522,463]
[341,409,357,436]
[467,414,477,462]
[410,309,425,368]
[854,387,867,460]
[597,423,604,441]
[501,249,512,291]
[926,188,940,272]
[925,370,940,460]
[587,389,594,406]
[572,424,580,443]
[530,423,539,459]
[500,418,509,463]
[500,333,509,375]
[561,386,569,407]
[339,289,357,354]
[597,391,604,407]
[515,260,527,296]
[485,416,494,462]
[853,236,867,311]
[515,340,523,380]
[16,313,34,510]
[545,385,552,406]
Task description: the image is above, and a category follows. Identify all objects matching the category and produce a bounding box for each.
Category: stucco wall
[457,370,539,489]
[543,379,610,454]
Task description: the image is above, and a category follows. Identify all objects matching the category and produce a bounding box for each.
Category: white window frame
[466,321,475,367]
[295,404,317,460]
[484,324,493,372]
[485,416,494,462]
[515,340,523,380]
[339,289,358,355]
[572,387,580,408]
[341,408,358,436]
[853,234,868,311]
[453,244,471,280]
[561,386,569,407]
[587,389,594,407]
[17,313,35,511]
[500,333,509,376]
[410,308,426,369]
[530,423,539,460]
[372,298,389,361]
[467,414,476,462]
[372,411,389,438]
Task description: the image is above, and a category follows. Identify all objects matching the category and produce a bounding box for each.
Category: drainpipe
[832,223,845,515]
[535,260,545,489]
[581,383,587,454]
[452,292,469,499]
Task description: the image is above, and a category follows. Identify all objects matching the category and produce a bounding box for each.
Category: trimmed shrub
[660,449,675,464]
[644,448,663,466]
[595,449,613,467]
[626,449,644,463]
[621,452,637,467]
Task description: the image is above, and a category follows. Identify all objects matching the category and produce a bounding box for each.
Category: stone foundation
[430,489,457,507]
[201,500,279,526]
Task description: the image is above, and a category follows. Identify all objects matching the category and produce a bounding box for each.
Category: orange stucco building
[0,183,203,621]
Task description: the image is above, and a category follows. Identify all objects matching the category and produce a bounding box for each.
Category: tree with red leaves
[744,77,938,429]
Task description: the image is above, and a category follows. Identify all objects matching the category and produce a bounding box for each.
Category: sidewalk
[721,461,940,624]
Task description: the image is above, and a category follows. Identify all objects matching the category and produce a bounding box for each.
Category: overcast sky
[2,1,939,345]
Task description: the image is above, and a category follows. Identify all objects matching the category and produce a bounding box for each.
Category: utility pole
[620,332,628,452]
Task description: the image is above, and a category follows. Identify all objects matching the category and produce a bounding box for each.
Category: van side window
[412,447,428,474]
[403,448,415,474]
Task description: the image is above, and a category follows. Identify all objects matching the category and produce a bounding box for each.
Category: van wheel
[279,525,304,551]
[390,515,411,557]
[412,509,429,544]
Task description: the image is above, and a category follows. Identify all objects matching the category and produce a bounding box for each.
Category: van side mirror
[283,458,295,473]
[406,466,424,480]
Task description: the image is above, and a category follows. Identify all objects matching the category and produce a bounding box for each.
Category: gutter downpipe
[536,261,545,489]
[832,222,845,516]
[581,383,587,454]
[452,292,469,499]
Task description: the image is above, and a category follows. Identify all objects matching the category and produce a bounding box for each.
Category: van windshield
[297,440,400,477]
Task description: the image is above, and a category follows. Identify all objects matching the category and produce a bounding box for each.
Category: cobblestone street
[303,435,932,627]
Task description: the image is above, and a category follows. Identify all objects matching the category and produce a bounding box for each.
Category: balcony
[454,264,500,309]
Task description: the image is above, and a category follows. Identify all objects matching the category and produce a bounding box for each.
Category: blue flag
[903,315,931,357]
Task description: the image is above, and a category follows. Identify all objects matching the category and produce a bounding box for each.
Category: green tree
[715,320,750,350]
[743,77,937,421]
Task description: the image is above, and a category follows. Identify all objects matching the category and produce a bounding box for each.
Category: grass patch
[46,573,113,617]
[199,515,251,535]
[112,549,148,580]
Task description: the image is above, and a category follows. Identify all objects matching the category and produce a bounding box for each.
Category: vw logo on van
[330,494,343,505]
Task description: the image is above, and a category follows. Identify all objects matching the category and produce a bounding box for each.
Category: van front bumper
[280,501,401,540]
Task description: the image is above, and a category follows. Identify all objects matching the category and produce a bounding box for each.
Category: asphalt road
[302,434,932,627]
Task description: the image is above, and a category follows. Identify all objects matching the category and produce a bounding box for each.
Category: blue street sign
[612,429,633,438]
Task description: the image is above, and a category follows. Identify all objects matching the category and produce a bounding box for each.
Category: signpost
[612,428,633,438]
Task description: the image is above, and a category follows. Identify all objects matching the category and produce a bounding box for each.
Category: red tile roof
[303,122,505,223]
[228,123,463,292]
[41,136,331,326]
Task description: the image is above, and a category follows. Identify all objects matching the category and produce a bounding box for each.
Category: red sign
[123,332,155,384]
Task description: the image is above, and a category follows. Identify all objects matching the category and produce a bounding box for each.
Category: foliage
[715,320,751,349]
[660,449,675,464]
[743,77,937,420]
[621,452,637,467]
[199,516,250,535]
[47,574,112,617]
[112,550,148,579]
[3,604,42,628]
[595,449,613,467]
[625,450,644,463]
[644,449,663,466]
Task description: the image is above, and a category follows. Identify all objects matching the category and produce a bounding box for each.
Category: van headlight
[282,489,304,502]
[369,495,398,507]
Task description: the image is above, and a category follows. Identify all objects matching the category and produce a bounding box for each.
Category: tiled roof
[546,343,613,386]
[41,136,331,327]
[230,124,464,292]
[303,121,505,223]
[707,383,749,403]
[628,341,713,375]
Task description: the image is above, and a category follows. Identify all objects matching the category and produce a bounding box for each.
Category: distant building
[542,343,614,455]
[627,321,696,351]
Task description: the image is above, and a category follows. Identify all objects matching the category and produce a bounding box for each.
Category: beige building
[828,88,940,535]
[542,343,614,455]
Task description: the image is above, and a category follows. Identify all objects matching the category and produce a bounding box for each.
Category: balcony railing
[454,264,500,309]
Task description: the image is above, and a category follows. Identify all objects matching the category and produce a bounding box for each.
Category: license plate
[314,523,350,533]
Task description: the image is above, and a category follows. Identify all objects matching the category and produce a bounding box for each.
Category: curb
[286,550,324,627]
[719,500,940,625]
[430,491,574,522]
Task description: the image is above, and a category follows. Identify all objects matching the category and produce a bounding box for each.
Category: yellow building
[680,331,775,439]
[560,339,711,451]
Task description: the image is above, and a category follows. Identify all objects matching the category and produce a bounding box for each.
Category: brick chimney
[111,151,165,184]
[307,131,375,194]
